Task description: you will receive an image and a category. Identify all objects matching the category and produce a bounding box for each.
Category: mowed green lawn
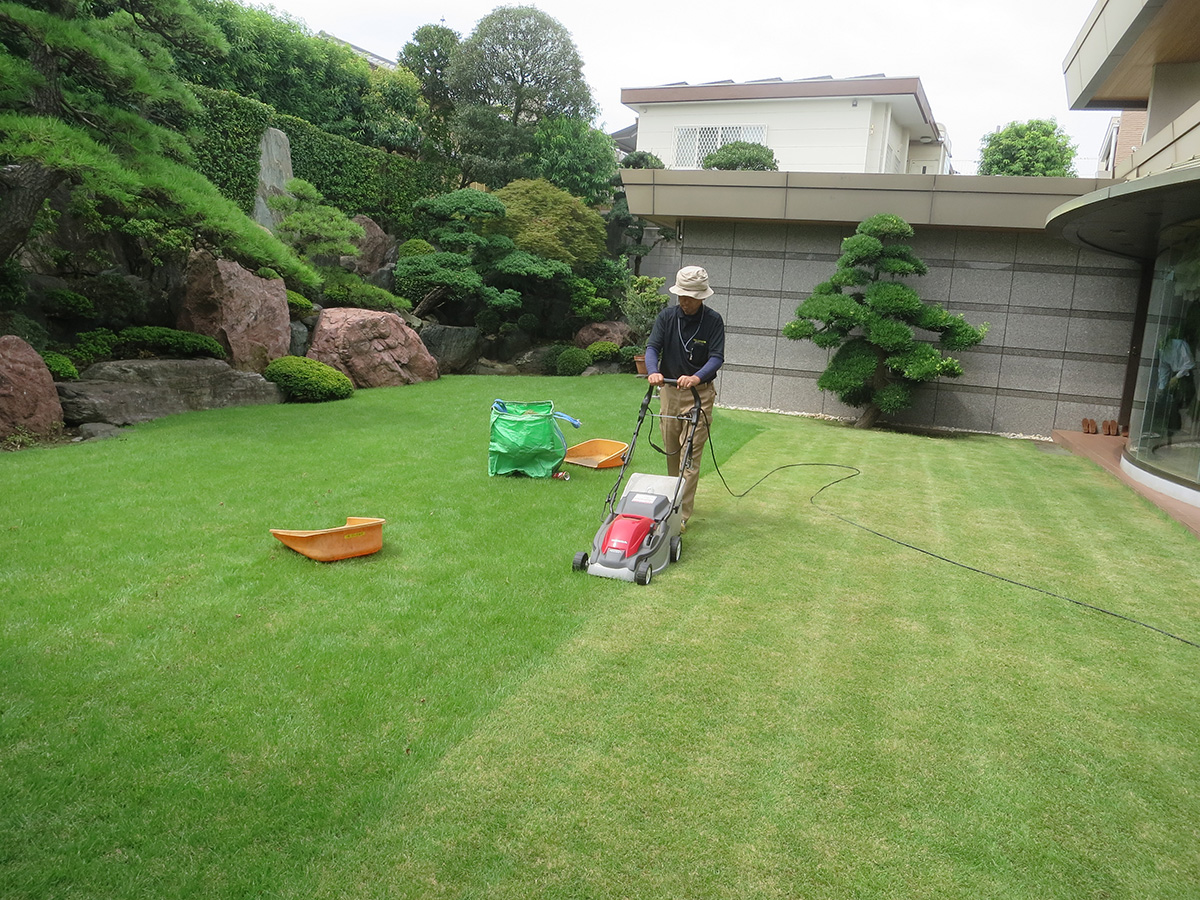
[2,374,1197,899]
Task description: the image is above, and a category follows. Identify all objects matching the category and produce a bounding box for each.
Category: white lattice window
[674,124,767,168]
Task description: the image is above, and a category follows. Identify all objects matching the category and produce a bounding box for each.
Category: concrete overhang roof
[1046,163,1200,258]
[621,168,1109,232]
[1065,0,1200,110]
[620,76,942,142]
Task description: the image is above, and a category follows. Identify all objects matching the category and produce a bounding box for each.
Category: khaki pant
[658,381,716,522]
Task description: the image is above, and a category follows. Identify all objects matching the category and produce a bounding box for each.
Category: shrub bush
[517,313,540,334]
[69,329,119,367]
[321,270,411,313]
[40,351,78,380]
[263,355,354,402]
[115,327,227,360]
[587,340,620,363]
[42,289,94,319]
[257,267,282,280]
[286,290,315,317]
[3,314,49,351]
[398,238,436,257]
[555,346,591,376]
[701,141,778,171]
[475,308,501,335]
[618,344,643,370]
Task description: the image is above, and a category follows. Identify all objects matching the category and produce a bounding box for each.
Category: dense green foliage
[449,6,594,125]
[268,179,365,262]
[978,119,1078,177]
[701,141,779,171]
[783,213,988,428]
[319,268,411,313]
[492,179,606,272]
[286,290,314,317]
[39,350,78,380]
[0,0,319,293]
[263,354,354,402]
[186,86,456,237]
[60,325,225,368]
[529,117,618,206]
[446,7,596,190]
[586,340,620,363]
[555,345,591,375]
[617,275,668,341]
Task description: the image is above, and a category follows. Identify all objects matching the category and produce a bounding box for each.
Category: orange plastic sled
[270,517,386,561]
[564,439,628,469]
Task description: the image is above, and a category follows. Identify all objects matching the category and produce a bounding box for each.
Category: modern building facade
[624,169,1138,437]
[1048,0,1200,507]
[621,0,1200,512]
[621,76,953,175]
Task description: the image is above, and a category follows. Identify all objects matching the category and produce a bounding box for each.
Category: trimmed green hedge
[188,86,457,236]
[264,355,354,402]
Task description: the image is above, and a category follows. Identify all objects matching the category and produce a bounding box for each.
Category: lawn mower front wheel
[634,559,653,585]
[572,551,589,571]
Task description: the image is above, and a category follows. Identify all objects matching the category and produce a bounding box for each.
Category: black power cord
[695,409,1200,651]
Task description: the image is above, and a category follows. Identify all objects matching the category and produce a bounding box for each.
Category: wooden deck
[1051,430,1200,540]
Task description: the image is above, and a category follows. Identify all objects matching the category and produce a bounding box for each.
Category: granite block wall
[639,221,1144,437]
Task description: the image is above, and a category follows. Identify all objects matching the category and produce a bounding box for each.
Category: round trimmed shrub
[398,238,435,257]
[517,313,540,334]
[555,346,591,376]
[41,351,78,380]
[264,356,354,402]
[587,340,620,363]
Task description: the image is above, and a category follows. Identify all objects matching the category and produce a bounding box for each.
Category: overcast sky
[259,0,1113,176]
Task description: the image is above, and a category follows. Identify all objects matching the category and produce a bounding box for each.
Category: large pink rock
[307,308,439,388]
[0,335,64,440]
[178,250,289,372]
[575,320,636,348]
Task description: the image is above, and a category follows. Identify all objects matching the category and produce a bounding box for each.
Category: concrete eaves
[621,169,1111,232]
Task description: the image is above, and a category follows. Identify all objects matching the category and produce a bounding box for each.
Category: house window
[674,124,767,168]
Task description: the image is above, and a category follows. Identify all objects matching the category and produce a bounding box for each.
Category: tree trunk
[412,284,450,318]
[0,162,68,262]
[853,403,882,429]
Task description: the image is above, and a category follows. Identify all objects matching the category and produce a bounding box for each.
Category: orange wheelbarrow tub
[564,439,628,469]
[270,517,386,561]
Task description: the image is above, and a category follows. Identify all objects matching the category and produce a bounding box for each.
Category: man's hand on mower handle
[647,372,664,386]
[675,374,701,390]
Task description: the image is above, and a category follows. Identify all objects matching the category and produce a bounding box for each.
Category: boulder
[56,359,282,426]
[0,335,64,440]
[575,321,636,348]
[420,323,481,374]
[306,308,439,388]
[178,250,290,372]
[474,358,520,376]
[341,216,396,277]
[253,127,294,231]
[289,321,310,357]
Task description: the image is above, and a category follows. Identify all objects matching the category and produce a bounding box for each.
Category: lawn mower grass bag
[489,400,581,478]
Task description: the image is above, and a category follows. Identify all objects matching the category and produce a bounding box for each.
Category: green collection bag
[489,400,581,478]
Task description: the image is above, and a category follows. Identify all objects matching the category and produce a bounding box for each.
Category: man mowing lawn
[645,265,726,531]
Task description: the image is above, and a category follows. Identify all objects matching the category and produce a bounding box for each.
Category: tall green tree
[447,6,596,190]
[782,214,988,429]
[978,119,1078,177]
[449,6,594,126]
[398,22,460,160]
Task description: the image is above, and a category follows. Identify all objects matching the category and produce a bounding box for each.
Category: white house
[620,75,953,175]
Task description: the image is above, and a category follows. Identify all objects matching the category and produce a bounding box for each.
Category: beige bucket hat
[668,265,714,299]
